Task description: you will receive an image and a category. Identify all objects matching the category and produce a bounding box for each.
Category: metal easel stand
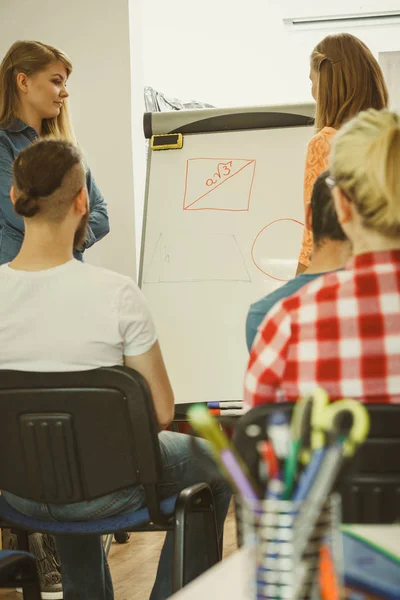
[239,494,343,600]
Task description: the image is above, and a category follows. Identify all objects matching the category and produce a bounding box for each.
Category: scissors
[283,388,370,500]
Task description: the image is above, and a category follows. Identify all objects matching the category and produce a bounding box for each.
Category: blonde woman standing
[246,108,400,407]
[296,33,388,273]
[0,40,109,264]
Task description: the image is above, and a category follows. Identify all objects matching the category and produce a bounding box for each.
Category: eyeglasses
[325,175,354,204]
[325,175,336,190]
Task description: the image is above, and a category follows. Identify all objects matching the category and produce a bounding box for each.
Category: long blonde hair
[0,40,76,143]
[312,34,389,132]
[331,108,400,238]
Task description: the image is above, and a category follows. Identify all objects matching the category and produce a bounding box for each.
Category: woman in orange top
[297,33,389,273]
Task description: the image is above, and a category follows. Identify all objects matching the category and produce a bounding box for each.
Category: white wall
[0,0,139,279]
[142,1,400,107]
[380,51,400,111]
[128,0,147,274]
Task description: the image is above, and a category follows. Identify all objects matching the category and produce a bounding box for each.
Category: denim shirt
[0,119,110,263]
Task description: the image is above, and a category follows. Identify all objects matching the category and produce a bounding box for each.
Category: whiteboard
[140,105,315,404]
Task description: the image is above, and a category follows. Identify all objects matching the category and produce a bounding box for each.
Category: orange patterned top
[298,127,337,267]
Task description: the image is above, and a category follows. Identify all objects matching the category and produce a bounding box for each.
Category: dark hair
[13,139,85,221]
[311,170,347,246]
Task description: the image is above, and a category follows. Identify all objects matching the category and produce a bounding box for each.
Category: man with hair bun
[0,139,231,600]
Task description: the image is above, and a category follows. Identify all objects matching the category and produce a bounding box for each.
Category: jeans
[3,431,232,600]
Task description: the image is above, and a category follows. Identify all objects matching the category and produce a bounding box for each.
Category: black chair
[233,402,400,525]
[339,404,400,524]
[0,366,221,593]
[0,550,41,599]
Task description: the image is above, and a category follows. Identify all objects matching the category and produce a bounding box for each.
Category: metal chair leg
[172,504,186,592]
[203,503,221,567]
[0,551,41,600]
[16,530,30,552]
[21,577,42,600]
[103,534,113,557]
[234,495,244,548]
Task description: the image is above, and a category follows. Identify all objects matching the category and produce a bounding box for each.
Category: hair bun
[14,192,40,218]
[28,186,40,199]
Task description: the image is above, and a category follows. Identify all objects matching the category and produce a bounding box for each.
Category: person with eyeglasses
[245,108,400,407]
[296,33,389,275]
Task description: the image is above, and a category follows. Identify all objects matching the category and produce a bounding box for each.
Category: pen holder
[237,494,343,600]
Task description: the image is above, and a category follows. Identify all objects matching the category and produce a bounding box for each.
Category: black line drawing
[143,233,251,284]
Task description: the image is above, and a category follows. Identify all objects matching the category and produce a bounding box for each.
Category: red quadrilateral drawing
[183,158,256,211]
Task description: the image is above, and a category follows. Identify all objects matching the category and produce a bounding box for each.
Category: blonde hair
[0,40,76,143]
[312,33,389,132]
[330,108,400,238]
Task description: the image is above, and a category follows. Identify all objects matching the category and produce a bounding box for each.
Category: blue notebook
[343,530,400,599]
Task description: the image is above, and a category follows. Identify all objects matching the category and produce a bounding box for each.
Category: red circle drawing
[251,218,304,282]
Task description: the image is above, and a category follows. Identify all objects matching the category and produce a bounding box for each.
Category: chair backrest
[0,367,163,508]
[233,403,400,524]
[232,403,294,487]
[339,404,400,524]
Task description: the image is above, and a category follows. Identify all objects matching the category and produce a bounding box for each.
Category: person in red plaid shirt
[245,108,400,406]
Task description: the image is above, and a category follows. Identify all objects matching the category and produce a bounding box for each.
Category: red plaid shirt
[245,250,400,406]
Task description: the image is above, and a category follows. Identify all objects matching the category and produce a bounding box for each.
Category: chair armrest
[175,482,216,514]
[0,550,40,593]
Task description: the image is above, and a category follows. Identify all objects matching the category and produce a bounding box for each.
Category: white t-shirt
[0,260,157,372]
